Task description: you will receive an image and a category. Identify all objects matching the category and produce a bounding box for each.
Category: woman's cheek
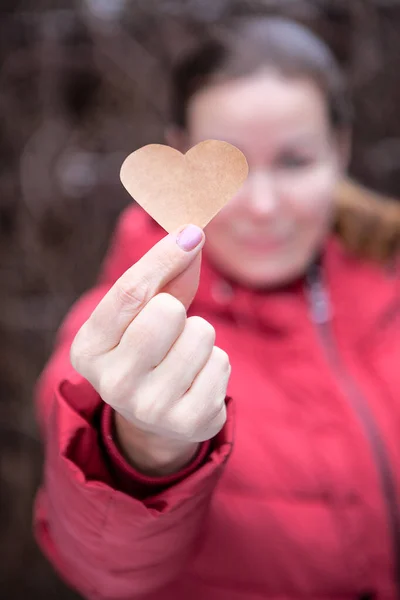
[284,166,337,219]
[206,193,244,237]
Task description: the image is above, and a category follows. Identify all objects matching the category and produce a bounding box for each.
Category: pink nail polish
[176,225,204,252]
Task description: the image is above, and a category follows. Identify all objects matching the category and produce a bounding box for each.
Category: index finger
[85,224,205,353]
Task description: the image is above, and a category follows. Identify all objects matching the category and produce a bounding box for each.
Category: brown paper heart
[120,140,248,232]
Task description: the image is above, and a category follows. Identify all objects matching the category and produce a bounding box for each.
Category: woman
[34,17,400,600]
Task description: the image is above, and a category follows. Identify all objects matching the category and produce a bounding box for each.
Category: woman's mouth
[239,234,289,253]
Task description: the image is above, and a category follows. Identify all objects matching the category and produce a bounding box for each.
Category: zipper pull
[306,266,332,324]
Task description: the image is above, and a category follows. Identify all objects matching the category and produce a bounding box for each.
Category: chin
[234,257,310,289]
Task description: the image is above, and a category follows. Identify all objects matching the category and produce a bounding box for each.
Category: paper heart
[120,140,248,232]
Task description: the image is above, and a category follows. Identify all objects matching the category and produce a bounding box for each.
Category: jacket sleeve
[34,206,234,600]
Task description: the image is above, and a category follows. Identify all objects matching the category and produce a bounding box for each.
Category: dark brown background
[1,1,400,598]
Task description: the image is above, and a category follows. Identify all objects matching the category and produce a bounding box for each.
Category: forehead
[187,70,330,148]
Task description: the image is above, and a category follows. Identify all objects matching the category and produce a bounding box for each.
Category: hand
[70,225,230,474]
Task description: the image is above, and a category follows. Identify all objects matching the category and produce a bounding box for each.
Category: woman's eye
[276,155,312,169]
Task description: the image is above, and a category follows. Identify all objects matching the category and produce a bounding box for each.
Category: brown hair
[171,17,352,131]
[171,16,400,263]
[335,178,400,262]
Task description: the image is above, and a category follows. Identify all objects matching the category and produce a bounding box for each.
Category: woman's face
[181,71,348,287]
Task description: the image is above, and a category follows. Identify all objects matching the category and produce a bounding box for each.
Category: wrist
[114,412,199,476]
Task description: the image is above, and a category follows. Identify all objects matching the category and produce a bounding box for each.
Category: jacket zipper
[306,266,400,599]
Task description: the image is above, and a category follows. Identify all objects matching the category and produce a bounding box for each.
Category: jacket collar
[323,237,399,341]
[193,236,399,341]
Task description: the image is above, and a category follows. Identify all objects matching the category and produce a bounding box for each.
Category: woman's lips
[239,234,289,252]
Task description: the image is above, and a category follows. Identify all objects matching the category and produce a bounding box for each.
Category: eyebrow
[278,132,323,146]
[197,130,325,155]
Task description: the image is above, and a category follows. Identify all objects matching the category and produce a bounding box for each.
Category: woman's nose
[246,171,278,217]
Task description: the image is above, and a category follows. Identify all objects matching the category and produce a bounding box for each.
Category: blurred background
[1,1,400,598]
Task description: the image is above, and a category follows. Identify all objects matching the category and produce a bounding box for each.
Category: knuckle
[152,293,186,321]
[212,402,227,431]
[182,398,226,442]
[123,295,186,350]
[187,316,216,345]
[131,381,169,427]
[70,325,93,372]
[98,371,116,402]
[199,399,227,437]
[69,337,81,371]
[212,347,231,371]
[116,277,149,313]
[170,389,226,442]
[98,369,128,405]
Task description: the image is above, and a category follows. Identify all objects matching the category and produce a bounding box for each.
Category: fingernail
[176,225,204,252]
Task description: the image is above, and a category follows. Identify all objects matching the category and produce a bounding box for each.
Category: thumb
[162,251,202,310]
[83,224,205,353]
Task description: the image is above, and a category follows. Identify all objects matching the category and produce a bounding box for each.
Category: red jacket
[35,206,400,600]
